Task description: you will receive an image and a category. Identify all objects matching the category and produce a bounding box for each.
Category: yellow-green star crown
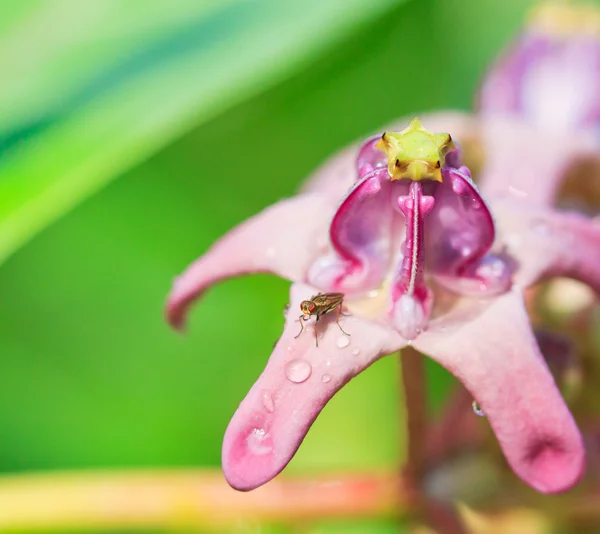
[375,118,455,182]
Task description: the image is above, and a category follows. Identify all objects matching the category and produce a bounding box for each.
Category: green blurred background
[0,0,549,532]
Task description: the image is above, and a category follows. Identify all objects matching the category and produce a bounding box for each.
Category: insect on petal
[222,282,406,491]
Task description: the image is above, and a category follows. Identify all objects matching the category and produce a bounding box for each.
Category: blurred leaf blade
[0,0,403,265]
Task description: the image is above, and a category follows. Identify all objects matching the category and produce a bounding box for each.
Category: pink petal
[493,198,600,293]
[478,116,595,206]
[166,194,333,329]
[415,290,585,494]
[308,171,395,292]
[222,282,405,491]
[300,143,359,201]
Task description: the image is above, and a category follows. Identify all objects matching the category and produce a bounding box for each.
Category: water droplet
[316,236,328,249]
[505,233,522,249]
[472,400,485,417]
[367,289,379,298]
[531,218,549,236]
[246,428,273,455]
[336,336,350,348]
[351,348,360,355]
[508,185,527,198]
[325,359,332,367]
[321,374,331,383]
[262,391,274,413]
[285,359,312,383]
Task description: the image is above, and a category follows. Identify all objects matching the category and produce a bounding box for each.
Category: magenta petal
[415,290,585,494]
[494,199,600,293]
[310,170,394,292]
[356,135,386,178]
[222,282,405,491]
[166,194,332,329]
[427,167,511,295]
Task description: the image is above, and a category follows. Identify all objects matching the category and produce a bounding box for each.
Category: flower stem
[399,347,469,534]
[400,346,428,482]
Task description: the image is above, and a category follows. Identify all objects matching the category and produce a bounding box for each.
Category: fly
[294,292,350,347]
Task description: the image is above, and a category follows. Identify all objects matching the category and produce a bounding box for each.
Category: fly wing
[314,292,344,315]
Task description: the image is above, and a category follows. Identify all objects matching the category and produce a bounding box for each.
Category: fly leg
[335,306,350,337]
[294,315,305,339]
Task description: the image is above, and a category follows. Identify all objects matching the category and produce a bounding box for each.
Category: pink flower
[478,1,600,132]
[165,113,594,495]
[475,1,600,214]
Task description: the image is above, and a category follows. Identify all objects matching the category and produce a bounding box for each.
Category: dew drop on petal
[262,391,275,413]
[351,348,360,355]
[531,218,550,236]
[285,359,312,383]
[472,400,485,417]
[246,428,273,455]
[321,374,331,383]
[505,233,522,249]
[336,336,350,348]
[508,185,527,198]
[316,236,328,250]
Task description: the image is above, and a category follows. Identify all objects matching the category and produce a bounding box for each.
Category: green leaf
[0,0,402,265]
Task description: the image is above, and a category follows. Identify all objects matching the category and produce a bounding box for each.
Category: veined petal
[415,290,585,494]
[308,170,395,292]
[222,282,405,491]
[427,167,511,296]
[166,194,332,329]
[494,198,600,293]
